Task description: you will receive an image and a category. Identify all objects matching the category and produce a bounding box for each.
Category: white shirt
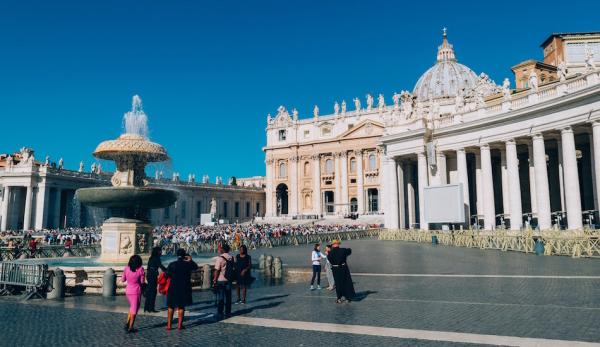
[311,250,323,265]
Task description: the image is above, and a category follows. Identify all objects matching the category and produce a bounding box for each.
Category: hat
[332,239,340,245]
[176,248,187,258]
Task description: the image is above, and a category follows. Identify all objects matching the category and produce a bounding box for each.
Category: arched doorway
[350,198,358,213]
[276,183,289,216]
[324,191,335,214]
[367,188,378,213]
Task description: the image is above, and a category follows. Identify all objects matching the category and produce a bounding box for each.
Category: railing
[379,229,600,258]
[0,262,49,300]
[163,228,381,255]
[0,245,100,261]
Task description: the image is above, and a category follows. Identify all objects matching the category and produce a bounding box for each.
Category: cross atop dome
[437,27,456,62]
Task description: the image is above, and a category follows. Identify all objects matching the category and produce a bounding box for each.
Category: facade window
[304,130,310,138]
[164,207,170,219]
[348,124,354,130]
[350,158,356,173]
[246,201,250,217]
[181,200,186,219]
[279,162,287,178]
[368,154,376,170]
[278,129,287,141]
[321,127,331,136]
[304,161,310,176]
[325,159,334,174]
[223,202,228,218]
[196,201,202,218]
[235,202,240,218]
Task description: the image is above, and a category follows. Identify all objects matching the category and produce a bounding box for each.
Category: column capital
[353,149,364,157]
[505,138,517,146]
[340,151,348,158]
[560,125,574,134]
[265,158,275,165]
[456,147,466,153]
[531,132,544,141]
[311,154,321,161]
[479,143,491,150]
[290,156,300,163]
[592,119,600,128]
[417,151,426,159]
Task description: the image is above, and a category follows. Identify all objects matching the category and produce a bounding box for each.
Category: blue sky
[0,0,598,179]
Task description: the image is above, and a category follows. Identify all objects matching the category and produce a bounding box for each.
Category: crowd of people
[0,227,101,250]
[154,223,371,246]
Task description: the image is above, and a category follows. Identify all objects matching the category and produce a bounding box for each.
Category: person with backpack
[213,242,234,320]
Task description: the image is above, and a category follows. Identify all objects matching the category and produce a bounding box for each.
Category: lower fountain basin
[75,186,178,209]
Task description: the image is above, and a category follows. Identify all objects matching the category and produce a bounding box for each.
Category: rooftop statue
[79,161,84,173]
[529,70,539,92]
[341,100,347,115]
[585,46,596,71]
[292,108,298,121]
[392,92,400,110]
[334,101,340,115]
[313,105,319,118]
[377,94,385,111]
[558,61,568,82]
[366,94,374,111]
[502,78,511,101]
[353,97,361,113]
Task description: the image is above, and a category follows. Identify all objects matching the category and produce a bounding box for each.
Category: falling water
[123,95,149,138]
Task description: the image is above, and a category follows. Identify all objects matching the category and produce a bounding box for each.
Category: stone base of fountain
[98,217,152,263]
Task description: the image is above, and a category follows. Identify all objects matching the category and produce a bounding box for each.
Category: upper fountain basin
[75,186,178,209]
[93,134,169,162]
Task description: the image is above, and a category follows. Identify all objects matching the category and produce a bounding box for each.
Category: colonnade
[385,122,600,231]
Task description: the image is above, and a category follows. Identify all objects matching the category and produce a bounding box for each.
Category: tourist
[122,254,145,333]
[166,248,198,330]
[213,242,234,319]
[323,244,335,291]
[144,246,166,313]
[327,240,355,303]
[234,244,252,304]
[310,243,323,290]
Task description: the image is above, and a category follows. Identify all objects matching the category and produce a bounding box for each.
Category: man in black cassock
[327,239,355,303]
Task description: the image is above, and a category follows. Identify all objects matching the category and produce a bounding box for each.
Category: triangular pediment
[338,120,384,139]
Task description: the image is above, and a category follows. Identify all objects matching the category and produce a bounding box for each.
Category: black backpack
[221,256,236,282]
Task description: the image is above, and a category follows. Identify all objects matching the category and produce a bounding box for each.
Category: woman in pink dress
[122,254,145,333]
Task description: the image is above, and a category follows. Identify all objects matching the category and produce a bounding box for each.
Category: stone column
[557,139,566,212]
[561,127,583,229]
[34,184,48,230]
[456,148,470,221]
[312,155,321,216]
[397,160,405,229]
[593,122,600,214]
[417,152,429,230]
[528,143,538,215]
[475,153,484,219]
[437,152,447,184]
[500,148,510,217]
[340,152,349,215]
[506,140,523,230]
[23,185,33,231]
[480,144,496,230]
[289,156,299,216]
[265,158,274,217]
[383,156,399,229]
[405,161,416,228]
[54,188,62,229]
[532,134,552,230]
[1,186,10,231]
[334,153,341,214]
[355,150,365,215]
[589,130,599,211]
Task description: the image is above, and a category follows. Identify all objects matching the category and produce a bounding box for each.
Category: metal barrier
[0,262,49,300]
[379,229,600,259]
[0,245,101,261]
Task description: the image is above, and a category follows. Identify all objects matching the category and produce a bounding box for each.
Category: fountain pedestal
[98,218,152,263]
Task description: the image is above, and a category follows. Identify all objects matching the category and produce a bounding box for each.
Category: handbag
[157,272,170,295]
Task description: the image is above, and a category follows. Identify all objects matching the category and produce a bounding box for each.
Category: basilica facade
[265,31,600,231]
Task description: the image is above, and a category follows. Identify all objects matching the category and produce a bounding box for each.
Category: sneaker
[310,285,315,290]
[241,300,246,304]
[234,300,241,305]
[317,285,322,290]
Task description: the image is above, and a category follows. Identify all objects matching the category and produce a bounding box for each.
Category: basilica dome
[413,31,479,101]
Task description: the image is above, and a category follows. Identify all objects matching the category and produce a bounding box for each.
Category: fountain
[76,95,178,263]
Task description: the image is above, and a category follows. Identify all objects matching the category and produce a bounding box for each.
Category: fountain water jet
[76,95,178,263]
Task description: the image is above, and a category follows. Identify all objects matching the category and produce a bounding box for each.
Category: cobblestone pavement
[2,240,600,346]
